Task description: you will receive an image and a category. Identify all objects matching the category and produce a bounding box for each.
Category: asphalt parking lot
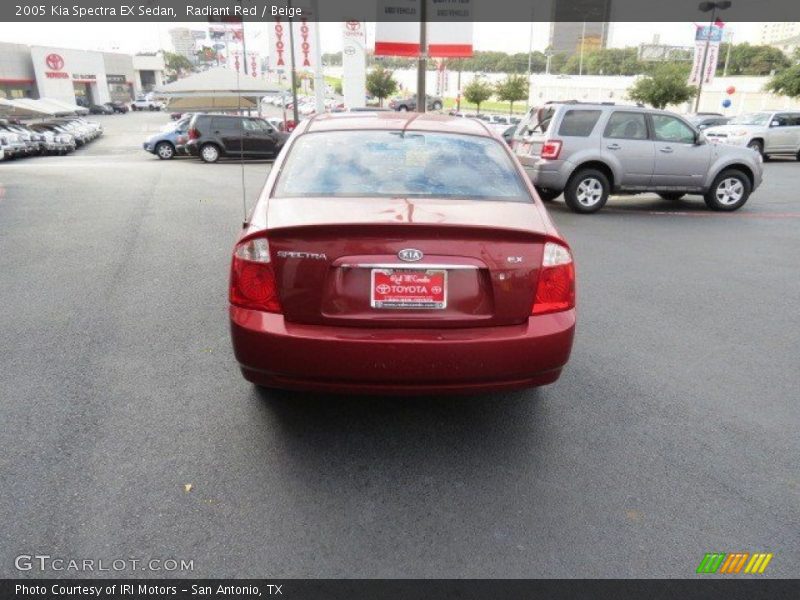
[1,111,798,578]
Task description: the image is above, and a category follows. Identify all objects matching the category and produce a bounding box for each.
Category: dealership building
[0,42,165,105]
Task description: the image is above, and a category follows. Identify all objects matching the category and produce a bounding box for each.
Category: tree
[766,64,800,98]
[495,74,528,114]
[627,63,697,109]
[195,46,217,66]
[162,51,194,82]
[716,43,790,76]
[463,76,494,113]
[366,66,398,107]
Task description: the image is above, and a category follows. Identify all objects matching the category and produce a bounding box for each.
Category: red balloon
[726,86,736,95]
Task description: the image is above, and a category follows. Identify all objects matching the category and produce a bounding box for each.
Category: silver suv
[703,110,800,160]
[513,102,763,214]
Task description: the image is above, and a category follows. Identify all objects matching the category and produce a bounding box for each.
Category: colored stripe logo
[697,552,773,574]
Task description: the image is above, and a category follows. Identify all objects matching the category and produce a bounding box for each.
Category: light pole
[416,3,428,113]
[525,6,535,111]
[694,1,731,112]
[723,29,733,77]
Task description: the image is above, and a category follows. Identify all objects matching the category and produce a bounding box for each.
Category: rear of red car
[229,114,575,394]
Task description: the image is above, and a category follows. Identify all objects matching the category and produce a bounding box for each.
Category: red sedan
[229,113,576,395]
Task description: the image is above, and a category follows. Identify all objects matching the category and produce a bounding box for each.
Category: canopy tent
[165,95,258,112]
[0,98,59,118]
[0,98,88,119]
[154,67,281,102]
[41,98,89,115]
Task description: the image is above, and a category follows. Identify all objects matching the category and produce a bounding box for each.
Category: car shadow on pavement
[252,385,549,462]
[544,195,731,214]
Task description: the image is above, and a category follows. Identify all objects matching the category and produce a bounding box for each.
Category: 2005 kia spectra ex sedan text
[228,113,576,395]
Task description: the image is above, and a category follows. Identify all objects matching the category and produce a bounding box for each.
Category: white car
[298,102,316,116]
[704,110,800,160]
[131,95,164,111]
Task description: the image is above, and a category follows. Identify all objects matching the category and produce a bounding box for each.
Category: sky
[0,21,762,55]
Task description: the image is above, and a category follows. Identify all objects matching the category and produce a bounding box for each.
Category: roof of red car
[301,112,496,137]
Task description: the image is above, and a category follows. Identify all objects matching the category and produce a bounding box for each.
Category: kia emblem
[398,248,423,262]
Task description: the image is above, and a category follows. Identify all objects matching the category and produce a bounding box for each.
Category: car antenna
[234,29,249,229]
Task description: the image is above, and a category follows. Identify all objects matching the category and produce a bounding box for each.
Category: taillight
[540,140,562,160]
[188,128,199,140]
[532,242,575,315]
[230,238,282,313]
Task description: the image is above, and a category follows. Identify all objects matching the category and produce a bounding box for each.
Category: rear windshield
[273,130,530,202]
[517,105,557,136]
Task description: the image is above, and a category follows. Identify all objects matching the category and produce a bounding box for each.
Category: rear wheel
[704,169,751,211]
[432,101,442,111]
[564,169,610,214]
[658,192,685,201]
[155,141,175,160]
[200,143,220,163]
[535,187,561,202]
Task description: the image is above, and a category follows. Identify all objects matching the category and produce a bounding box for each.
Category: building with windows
[548,0,611,55]
[0,42,165,104]
[169,27,208,64]
[549,22,609,55]
[758,22,800,46]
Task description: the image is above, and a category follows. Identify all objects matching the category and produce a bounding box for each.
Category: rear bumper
[230,307,575,395]
[519,157,567,191]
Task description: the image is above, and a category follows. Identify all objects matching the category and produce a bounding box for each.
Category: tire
[703,169,751,211]
[432,101,442,111]
[155,141,175,160]
[535,187,561,202]
[658,192,686,201]
[397,105,408,112]
[796,149,800,162]
[563,168,610,214]
[200,143,220,163]
[747,139,764,157]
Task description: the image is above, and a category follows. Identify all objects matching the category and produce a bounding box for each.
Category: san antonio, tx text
[16,583,280,597]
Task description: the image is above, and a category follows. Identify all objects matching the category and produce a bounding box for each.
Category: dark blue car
[143,117,190,160]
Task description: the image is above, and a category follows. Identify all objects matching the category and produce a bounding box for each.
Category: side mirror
[771,120,780,127]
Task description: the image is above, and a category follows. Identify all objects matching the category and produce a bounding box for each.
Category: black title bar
[3,579,800,600]
[5,0,800,22]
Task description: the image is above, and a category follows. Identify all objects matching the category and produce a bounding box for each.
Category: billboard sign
[375,0,473,58]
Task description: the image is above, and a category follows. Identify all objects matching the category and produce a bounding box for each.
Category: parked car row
[143,113,290,163]
[1,116,102,160]
[262,94,345,116]
[87,101,130,115]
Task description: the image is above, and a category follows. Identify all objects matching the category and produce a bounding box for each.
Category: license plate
[371,269,447,309]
